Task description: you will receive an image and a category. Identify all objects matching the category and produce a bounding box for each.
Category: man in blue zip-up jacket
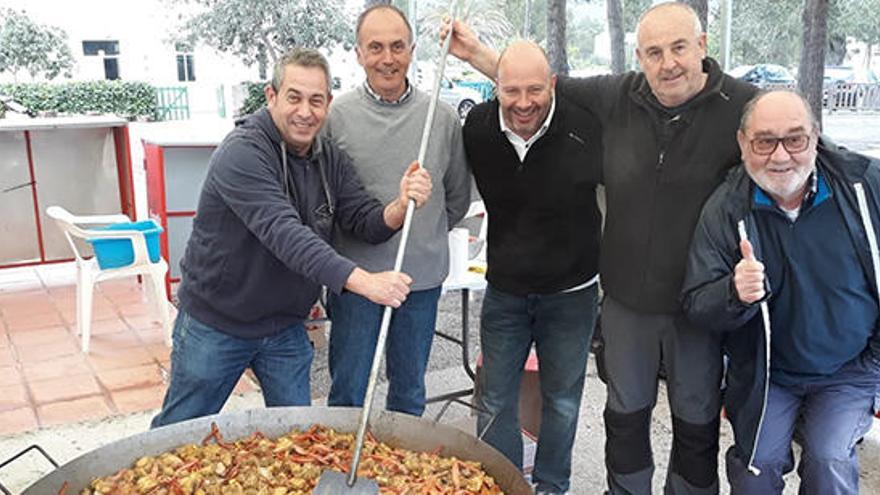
[683,90,880,494]
[151,48,432,428]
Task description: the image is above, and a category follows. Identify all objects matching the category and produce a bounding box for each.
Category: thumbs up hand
[734,239,766,304]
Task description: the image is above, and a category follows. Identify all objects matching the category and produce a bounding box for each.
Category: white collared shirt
[498,95,556,162]
[363,79,413,105]
[497,95,599,292]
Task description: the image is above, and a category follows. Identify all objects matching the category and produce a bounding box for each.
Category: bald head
[636,2,702,42]
[496,40,556,141]
[634,1,707,107]
[497,40,551,85]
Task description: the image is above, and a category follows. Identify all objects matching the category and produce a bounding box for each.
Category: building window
[175,42,196,82]
[83,40,121,80]
[82,40,119,56]
[103,58,120,80]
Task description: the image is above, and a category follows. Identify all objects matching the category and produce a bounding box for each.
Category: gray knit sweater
[323,84,471,290]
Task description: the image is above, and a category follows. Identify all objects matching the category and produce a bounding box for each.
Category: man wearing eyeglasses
[322,5,471,417]
[682,90,880,494]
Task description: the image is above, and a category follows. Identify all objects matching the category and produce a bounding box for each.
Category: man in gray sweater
[322,4,471,416]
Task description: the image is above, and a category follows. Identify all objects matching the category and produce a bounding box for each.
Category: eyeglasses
[749,133,812,156]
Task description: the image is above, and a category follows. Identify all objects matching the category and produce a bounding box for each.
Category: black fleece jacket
[462,95,602,295]
[177,108,395,338]
[559,58,757,313]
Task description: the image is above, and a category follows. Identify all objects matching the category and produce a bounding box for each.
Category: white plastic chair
[46,206,172,353]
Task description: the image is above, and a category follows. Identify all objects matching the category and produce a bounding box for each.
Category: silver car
[438,78,484,119]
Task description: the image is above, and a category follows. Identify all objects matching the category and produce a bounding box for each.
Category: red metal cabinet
[0,117,134,269]
[142,127,229,298]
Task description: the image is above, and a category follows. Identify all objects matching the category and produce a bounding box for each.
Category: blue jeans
[477,283,599,494]
[151,310,314,428]
[727,352,880,495]
[327,287,441,416]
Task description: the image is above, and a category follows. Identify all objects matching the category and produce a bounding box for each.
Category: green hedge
[0,80,158,120]
[237,81,267,117]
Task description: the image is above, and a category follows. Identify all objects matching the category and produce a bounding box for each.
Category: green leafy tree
[605,0,650,73]
[831,0,880,67]
[682,0,708,32]
[178,0,355,79]
[418,0,512,69]
[421,0,512,49]
[567,8,604,69]
[0,9,74,82]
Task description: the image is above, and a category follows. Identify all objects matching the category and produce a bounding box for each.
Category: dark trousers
[599,296,723,495]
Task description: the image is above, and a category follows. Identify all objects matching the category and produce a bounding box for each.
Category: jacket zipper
[854,183,880,299]
[655,115,681,171]
[740,182,880,475]
[738,219,772,476]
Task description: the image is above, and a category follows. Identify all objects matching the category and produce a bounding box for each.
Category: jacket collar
[487,93,568,141]
[727,136,873,213]
[248,107,324,160]
[631,57,726,115]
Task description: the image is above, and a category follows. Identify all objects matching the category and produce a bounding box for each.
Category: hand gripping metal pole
[345,7,459,488]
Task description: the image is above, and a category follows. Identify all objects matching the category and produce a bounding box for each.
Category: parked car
[824,66,879,86]
[438,78,483,119]
[729,64,796,87]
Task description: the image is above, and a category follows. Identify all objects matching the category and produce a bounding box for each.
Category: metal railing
[761,82,880,112]
[156,86,190,121]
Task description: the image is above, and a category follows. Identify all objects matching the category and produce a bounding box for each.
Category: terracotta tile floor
[0,262,258,436]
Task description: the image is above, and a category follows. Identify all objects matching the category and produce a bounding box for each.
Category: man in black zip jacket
[151,48,432,428]
[444,3,757,493]
[682,90,880,494]
[463,41,602,495]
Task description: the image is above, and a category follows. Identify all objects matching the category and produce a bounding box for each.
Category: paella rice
[75,423,505,495]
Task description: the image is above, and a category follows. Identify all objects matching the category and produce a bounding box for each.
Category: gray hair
[270,48,332,94]
[739,89,820,133]
[636,1,703,39]
[356,4,413,46]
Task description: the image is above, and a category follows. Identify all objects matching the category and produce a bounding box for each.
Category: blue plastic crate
[88,220,163,269]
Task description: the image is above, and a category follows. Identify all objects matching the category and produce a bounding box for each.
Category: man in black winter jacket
[682,90,880,494]
[443,2,756,493]
[151,48,432,428]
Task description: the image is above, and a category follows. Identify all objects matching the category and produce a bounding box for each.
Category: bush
[0,80,158,120]
[237,81,267,118]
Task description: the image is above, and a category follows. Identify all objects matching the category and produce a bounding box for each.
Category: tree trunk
[607,0,625,74]
[681,0,708,32]
[797,0,829,128]
[546,0,568,76]
[364,0,390,9]
[257,43,268,80]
